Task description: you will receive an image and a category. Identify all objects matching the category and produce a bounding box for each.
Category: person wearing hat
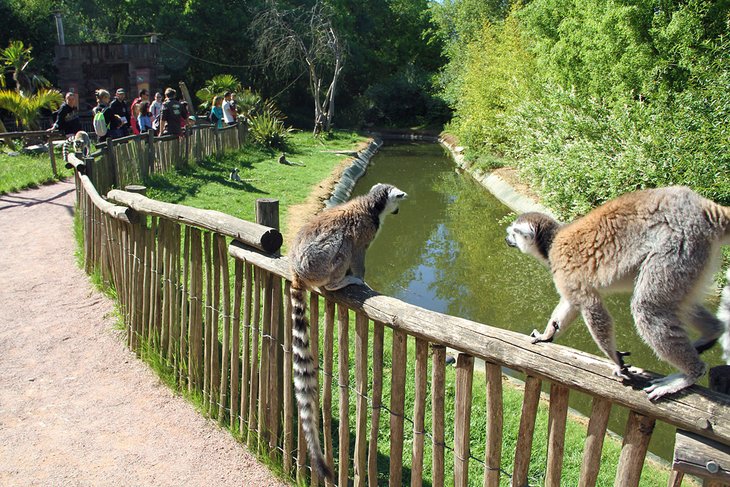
[108,88,130,139]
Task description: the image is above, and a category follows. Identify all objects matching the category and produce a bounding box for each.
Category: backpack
[93,109,108,137]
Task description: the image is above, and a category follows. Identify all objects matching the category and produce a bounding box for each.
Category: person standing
[222,92,237,126]
[92,89,120,143]
[108,88,130,138]
[210,95,224,129]
[49,92,82,137]
[158,87,184,136]
[129,89,149,135]
[150,92,164,132]
[137,101,153,133]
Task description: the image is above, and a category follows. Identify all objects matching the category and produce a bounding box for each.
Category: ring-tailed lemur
[62,131,91,162]
[505,186,730,400]
[289,183,407,479]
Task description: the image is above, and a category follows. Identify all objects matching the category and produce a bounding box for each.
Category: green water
[351,141,725,462]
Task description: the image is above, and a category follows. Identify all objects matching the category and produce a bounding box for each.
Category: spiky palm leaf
[0,89,63,130]
[0,40,51,95]
[195,74,244,110]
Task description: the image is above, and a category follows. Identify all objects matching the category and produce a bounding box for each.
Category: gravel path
[0,180,286,486]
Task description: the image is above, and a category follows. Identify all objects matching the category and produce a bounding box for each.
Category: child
[137,101,153,133]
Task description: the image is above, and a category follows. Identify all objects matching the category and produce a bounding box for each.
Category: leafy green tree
[195,74,243,110]
[0,88,62,130]
[0,40,51,95]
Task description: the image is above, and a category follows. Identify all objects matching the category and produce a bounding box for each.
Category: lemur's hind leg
[687,304,724,353]
[632,256,707,400]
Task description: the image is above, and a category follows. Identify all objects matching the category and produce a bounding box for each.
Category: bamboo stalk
[614,411,655,487]
[338,304,351,487]
[484,362,504,487]
[454,354,475,487]
[512,375,542,487]
[578,397,612,487]
[432,345,446,487]
[389,329,407,487]
[354,312,369,487]
[411,338,428,487]
[546,383,570,487]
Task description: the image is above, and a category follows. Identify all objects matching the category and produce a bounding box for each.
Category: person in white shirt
[222,91,237,125]
[150,92,164,132]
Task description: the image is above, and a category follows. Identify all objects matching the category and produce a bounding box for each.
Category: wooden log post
[410,338,428,487]
[47,132,58,176]
[546,383,570,487]
[614,411,656,487]
[454,353,475,487]
[368,322,385,487]
[389,329,407,487]
[432,345,447,487]
[578,397,612,487]
[354,312,369,487]
[484,362,504,487]
[338,304,351,487]
[512,375,542,487]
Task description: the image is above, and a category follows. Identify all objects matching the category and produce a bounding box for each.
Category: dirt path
[0,180,285,486]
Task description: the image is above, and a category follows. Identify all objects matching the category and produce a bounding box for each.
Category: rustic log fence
[68,143,730,486]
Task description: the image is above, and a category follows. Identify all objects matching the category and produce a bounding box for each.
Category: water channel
[349,141,726,462]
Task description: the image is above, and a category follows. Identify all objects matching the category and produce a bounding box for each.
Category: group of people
[50,86,240,143]
[209,92,239,129]
[91,87,191,142]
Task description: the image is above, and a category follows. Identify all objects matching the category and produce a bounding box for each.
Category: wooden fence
[81,122,246,195]
[68,143,730,486]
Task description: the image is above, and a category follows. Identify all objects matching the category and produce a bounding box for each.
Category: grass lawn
[0,149,72,195]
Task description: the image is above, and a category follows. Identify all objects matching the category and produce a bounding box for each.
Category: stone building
[54,43,165,109]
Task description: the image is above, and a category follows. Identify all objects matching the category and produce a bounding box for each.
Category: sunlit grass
[0,150,72,194]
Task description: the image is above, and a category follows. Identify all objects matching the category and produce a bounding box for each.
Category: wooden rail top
[228,240,730,446]
[108,190,283,254]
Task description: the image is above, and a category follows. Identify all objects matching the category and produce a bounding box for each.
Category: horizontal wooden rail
[77,173,133,222]
[108,190,282,253]
[0,129,67,139]
[228,240,730,446]
[65,153,86,173]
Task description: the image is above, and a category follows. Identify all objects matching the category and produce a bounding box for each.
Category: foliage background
[432,0,730,220]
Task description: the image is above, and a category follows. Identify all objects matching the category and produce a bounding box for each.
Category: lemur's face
[505,217,538,255]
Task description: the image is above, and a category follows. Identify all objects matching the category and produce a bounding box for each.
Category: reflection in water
[351,141,725,461]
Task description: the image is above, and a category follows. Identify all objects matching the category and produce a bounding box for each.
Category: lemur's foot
[644,373,697,401]
[324,275,365,291]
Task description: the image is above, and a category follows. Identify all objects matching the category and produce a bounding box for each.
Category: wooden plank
[614,411,656,487]
[210,231,222,418]
[411,338,428,487]
[389,329,407,487]
[203,232,213,409]
[188,228,203,391]
[226,244,730,447]
[231,258,243,431]
[258,270,272,450]
[247,268,261,449]
[323,299,335,486]
[432,345,446,487]
[578,397,612,487]
[240,263,252,433]
[354,312,369,487]
[673,430,730,482]
[217,233,231,424]
[546,383,570,487]
[179,225,191,387]
[338,304,351,487]
[268,275,282,455]
[283,281,294,473]
[454,354,475,487]
[484,362,504,487]
[368,322,385,487]
[107,190,283,253]
[513,375,542,487]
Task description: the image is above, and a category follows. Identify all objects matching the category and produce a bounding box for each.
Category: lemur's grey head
[369,183,407,216]
[505,212,560,263]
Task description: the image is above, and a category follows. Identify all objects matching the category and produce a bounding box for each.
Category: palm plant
[0,89,63,131]
[0,41,51,95]
[195,74,243,110]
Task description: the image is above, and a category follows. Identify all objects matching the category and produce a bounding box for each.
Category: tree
[195,74,243,110]
[251,0,345,135]
[0,88,62,130]
[0,40,50,95]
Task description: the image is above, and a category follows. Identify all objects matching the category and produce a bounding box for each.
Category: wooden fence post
[47,132,58,176]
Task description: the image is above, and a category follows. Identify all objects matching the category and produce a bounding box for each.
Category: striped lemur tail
[291,276,332,480]
[718,268,730,365]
